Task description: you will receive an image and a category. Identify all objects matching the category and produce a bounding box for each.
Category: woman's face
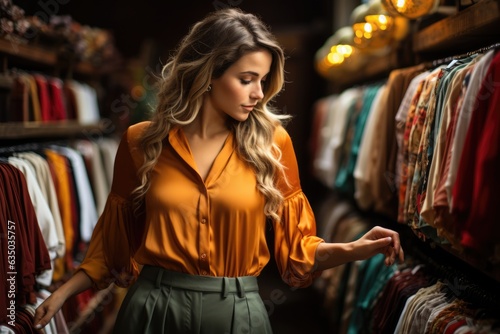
[207,49,272,122]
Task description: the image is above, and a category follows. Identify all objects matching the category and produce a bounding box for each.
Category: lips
[242,105,256,111]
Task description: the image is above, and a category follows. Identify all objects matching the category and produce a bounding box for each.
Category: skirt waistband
[139,265,259,298]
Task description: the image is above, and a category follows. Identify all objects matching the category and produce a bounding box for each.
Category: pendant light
[381,0,441,19]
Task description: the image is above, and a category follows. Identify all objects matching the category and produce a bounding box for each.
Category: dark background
[17,0,332,58]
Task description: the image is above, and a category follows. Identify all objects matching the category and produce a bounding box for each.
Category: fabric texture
[78,121,324,290]
[114,266,271,334]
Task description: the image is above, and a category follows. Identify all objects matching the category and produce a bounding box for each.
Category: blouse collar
[168,126,236,184]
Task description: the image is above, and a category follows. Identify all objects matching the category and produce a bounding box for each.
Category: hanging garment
[0,163,51,324]
[313,87,363,188]
[48,78,68,121]
[33,74,52,122]
[368,64,426,219]
[452,49,500,259]
[354,84,387,211]
[395,70,432,192]
[7,156,58,287]
[14,151,65,259]
[335,83,383,196]
[420,58,478,227]
[49,145,98,243]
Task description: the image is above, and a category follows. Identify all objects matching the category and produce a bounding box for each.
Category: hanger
[424,41,500,69]
[0,139,71,156]
[402,232,500,310]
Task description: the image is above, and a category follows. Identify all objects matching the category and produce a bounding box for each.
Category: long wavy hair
[133,8,291,222]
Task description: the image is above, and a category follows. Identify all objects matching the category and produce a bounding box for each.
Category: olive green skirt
[113,266,273,334]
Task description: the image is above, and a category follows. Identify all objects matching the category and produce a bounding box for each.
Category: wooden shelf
[413,0,500,54]
[0,121,104,140]
[0,39,119,141]
[0,37,114,76]
[0,38,57,66]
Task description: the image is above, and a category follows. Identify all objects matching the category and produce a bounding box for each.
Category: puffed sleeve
[272,126,325,288]
[76,122,148,289]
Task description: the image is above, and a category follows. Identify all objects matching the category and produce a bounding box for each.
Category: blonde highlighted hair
[133,7,291,221]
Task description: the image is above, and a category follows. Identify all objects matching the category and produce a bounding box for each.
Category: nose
[250,83,264,100]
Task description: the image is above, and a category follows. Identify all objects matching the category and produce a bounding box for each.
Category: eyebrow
[239,71,269,78]
[240,71,260,76]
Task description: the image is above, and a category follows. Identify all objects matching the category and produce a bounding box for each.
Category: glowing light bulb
[382,0,440,19]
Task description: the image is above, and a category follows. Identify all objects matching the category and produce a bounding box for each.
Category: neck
[183,105,229,139]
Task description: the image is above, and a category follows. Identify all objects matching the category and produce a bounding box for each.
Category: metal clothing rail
[427,41,500,68]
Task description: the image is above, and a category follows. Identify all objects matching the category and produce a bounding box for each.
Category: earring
[207,85,212,92]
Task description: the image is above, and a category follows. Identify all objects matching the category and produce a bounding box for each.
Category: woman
[34,7,404,333]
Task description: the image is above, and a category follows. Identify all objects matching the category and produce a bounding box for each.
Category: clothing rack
[428,41,500,68]
[404,230,500,310]
[0,139,71,155]
[313,2,500,331]
[311,58,500,328]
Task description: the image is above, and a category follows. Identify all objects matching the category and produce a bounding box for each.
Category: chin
[231,114,251,122]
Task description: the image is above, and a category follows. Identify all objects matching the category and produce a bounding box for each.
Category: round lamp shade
[381,0,440,19]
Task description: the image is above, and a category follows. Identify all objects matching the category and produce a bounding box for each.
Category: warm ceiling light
[352,16,394,50]
[314,26,366,80]
[381,0,440,19]
[351,0,398,50]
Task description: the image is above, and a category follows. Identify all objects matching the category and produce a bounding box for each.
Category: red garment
[452,51,500,256]
[444,318,467,334]
[34,74,52,122]
[48,78,67,121]
[0,163,51,324]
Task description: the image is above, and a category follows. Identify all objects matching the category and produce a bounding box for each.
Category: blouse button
[201,270,208,275]
[200,253,207,260]
[201,218,207,224]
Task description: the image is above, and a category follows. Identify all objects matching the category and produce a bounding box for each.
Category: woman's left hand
[353,226,405,266]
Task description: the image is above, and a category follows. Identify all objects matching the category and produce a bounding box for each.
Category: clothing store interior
[1,0,500,333]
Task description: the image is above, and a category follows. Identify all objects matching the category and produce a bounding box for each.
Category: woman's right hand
[33,291,67,329]
[34,270,94,330]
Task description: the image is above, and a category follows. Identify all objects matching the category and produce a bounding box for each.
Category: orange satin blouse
[78,121,324,290]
